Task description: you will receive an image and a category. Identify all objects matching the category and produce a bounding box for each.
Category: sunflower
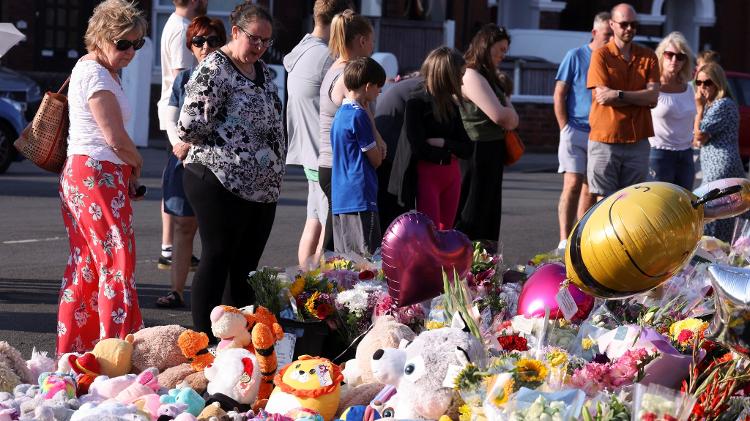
[490,377,514,406]
[289,276,306,297]
[515,358,548,383]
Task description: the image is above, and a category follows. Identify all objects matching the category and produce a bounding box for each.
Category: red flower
[497,335,528,352]
[677,329,694,344]
[641,412,657,421]
[663,415,678,421]
[358,270,375,280]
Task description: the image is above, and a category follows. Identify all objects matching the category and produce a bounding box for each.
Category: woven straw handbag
[14,77,70,173]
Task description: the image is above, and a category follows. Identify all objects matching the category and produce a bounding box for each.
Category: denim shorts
[162,152,195,217]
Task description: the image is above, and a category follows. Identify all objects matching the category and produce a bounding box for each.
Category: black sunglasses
[114,38,145,51]
[192,35,222,48]
[613,20,639,30]
[663,51,687,62]
[695,79,714,87]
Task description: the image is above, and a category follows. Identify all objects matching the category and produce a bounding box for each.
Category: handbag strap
[56,77,71,95]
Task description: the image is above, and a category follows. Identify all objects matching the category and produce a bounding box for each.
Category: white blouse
[649,84,697,151]
[67,60,131,163]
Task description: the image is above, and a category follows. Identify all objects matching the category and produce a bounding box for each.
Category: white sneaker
[557,239,568,251]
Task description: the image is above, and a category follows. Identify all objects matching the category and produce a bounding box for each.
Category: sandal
[156,291,185,308]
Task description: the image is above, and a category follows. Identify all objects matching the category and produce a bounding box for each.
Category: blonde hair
[84,0,147,53]
[421,46,465,123]
[328,9,373,60]
[655,31,694,83]
[696,62,734,102]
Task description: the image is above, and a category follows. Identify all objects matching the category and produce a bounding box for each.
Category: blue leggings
[648,148,695,190]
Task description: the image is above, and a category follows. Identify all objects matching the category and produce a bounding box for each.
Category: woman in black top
[390,47,471,229]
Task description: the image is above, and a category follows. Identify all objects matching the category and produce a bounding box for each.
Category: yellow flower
[669,318,707,341]
[305,291,321,315]
[581,338,594,351]
[289,277,305,297]
[458,404,472,421]
[490,378,514,407]
[546,350,568,368]
[515,359,548,383]
[426,320,446,330]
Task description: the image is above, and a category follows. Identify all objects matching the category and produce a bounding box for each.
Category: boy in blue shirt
[331,57,387,255]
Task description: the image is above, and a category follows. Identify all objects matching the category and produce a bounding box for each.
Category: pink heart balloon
[517,263,594,322]
[381,212,473,306]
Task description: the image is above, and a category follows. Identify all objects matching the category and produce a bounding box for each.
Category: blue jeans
[648,148,695,190]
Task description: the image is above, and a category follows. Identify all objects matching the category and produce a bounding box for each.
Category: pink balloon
[692,178,750,222]
[382,212,473,306]
[517,263,594,322]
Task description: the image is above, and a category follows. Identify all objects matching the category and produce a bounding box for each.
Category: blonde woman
[58,0,146,355]
[318,9,384,251]
[390,47,472,229]
[648,32,697,189]
[693,62,746,241]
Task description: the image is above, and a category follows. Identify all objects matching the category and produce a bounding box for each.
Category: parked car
[726,71,750,168]
[0,65,42,173]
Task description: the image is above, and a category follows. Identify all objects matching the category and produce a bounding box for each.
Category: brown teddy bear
[131,325,190,373]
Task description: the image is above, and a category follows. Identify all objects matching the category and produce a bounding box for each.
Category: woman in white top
[57,0,146,356]
[648,32,697,190]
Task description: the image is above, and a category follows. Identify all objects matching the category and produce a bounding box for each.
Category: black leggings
[183,164,277,338]
[455,139,505,242]
[318,166,334,251]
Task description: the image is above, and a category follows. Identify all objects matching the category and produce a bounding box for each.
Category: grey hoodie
[283,34,334,171]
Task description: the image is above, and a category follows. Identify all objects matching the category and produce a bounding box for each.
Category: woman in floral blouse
[177,3,285,338]
[693,62,747,241]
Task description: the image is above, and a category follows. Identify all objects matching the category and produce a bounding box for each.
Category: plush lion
[265,355,344,421]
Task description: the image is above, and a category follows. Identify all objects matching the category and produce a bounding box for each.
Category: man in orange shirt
[586,3,660,200]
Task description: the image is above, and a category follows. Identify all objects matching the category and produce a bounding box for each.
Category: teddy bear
[26,348,56,383]
[92,335,135,377]
[376,313,486,420]
[71,400,149,421]
[0,341,34,393]
[178,330,214,372]
[265,355,344,421]
[204,348,262,413]
[341,316,415,388]
[87,373,137,400]
[132,325,190,373]
[196,402,226,421]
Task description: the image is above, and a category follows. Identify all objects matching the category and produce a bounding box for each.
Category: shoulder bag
[504,130,525,166]
[14,76,70,173]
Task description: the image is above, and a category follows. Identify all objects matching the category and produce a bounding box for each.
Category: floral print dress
[699,97,747,241]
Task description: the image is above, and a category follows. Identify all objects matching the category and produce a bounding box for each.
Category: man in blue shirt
[331,57,387,255]
[554,11,612,251]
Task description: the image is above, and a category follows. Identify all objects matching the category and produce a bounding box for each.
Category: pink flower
[677,329,694,344]
[571,363,609,395]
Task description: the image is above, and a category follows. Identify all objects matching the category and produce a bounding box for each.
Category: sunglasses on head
[191,35,222,48]
[695,79,714,87]
[663,51,687,62]
[613,20,639,30]
[114,38,145,51]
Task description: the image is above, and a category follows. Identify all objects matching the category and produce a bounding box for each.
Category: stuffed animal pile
[0,306,481,421]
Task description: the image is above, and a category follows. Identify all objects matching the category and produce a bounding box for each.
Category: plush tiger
[240,305,284,401]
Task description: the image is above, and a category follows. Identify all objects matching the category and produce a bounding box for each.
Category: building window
[37,0,92,69]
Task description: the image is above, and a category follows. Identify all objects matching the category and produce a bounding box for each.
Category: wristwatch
[617,90,624,100]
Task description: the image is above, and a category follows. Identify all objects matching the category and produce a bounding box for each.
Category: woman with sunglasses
[693,62,747,241]
[58,0,147,355]
[647,32,697,190]
[156,16,226,309]
[177,3,285,339]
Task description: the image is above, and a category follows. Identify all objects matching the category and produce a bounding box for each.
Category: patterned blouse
[178,50,286,203]
[699,97,745,182]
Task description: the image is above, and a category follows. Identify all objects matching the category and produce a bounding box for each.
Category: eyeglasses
[114,38,145,51]
[663,51,687,62]
[237,26,274,48]
[191,35,222,48]
[613,20,639,30]
[695,79,714,87]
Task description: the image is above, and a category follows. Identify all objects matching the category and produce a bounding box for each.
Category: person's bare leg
[160,200,173,263]
[576,181,596,220]
[558,172,584,242]
[171,215,198,299]
[298,219,322,268]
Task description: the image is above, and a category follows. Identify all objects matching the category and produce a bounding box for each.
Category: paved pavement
[0,147,561,357]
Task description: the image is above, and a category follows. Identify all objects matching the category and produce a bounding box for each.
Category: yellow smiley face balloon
[565,182,704,298]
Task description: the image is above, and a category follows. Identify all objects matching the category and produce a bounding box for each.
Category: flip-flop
[155,291,185,308]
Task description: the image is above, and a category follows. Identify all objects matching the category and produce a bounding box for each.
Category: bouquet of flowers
[334,279,387,342]
[372,291,425,332]
[633,383,696,421]
[570,348,658,396]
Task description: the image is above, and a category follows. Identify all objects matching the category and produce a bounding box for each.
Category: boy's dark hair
[343,57,386,90]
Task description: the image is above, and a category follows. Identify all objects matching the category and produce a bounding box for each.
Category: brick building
[1,0,742,151]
